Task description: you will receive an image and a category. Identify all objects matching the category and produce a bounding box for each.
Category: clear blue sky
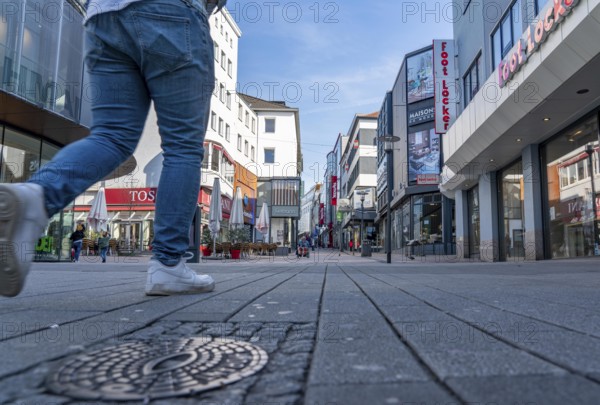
[233,0,454,189]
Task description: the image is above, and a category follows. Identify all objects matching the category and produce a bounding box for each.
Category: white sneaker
[0,183,48,297]
[145,255,215,296]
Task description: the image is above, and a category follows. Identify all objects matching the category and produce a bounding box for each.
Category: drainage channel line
[224,264,314,323]
[0,267,295,382]
[339,265,469,405]
[225,264,324,405]
[357,269,600,387]
[297,263,328,400]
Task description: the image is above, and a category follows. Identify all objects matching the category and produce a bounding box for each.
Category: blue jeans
[100,247,108,262]
[29,0,214,266]
[72,240,83,262]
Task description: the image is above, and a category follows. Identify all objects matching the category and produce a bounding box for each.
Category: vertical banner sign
[319,203,325,226]
[433,40,457,134]
[331,176,338,206]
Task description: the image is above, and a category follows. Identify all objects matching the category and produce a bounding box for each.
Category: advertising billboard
[408,128,440,184]
[406,49,434,104]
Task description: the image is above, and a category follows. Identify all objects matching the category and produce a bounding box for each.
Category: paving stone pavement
[0,251,600,404]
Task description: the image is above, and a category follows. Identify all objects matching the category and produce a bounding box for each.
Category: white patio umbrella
[208,177,222,254]
[256,202,270,242]
[87,187,108,232]
[230,187,244,229]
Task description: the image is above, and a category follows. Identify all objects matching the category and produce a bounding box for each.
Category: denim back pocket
[132,11,192,72]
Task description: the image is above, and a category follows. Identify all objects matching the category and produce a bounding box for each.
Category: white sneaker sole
[0,186,25,297]
[145,281,215,296]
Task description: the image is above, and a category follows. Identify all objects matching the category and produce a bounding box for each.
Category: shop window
[0,128,41,183]
[412,193,442,246]
[40,141,59,167]
[467,186,480,258]
[55,1,84,120]
[544,114,599,259]
[501,161,525,260]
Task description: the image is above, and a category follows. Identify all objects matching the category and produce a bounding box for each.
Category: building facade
[380,46,455,257]
[339,113,379,249]
[441,0,600,261]
[0,0,92,260]
[239,94,303,250]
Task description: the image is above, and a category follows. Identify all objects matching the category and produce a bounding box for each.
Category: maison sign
[498,0,580,88]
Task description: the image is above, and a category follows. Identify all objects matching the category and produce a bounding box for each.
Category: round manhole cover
[46,337,268,401]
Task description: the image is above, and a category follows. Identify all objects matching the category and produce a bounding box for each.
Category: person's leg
[74,240,82,262]
[126,0,214,266]
[100,247,107,262]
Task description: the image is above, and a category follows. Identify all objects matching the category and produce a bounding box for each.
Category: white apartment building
[238,94,302,178]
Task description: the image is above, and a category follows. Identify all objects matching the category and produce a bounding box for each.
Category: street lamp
[585,143,598,254]
[377,134,400,264]
[356,190,368,254]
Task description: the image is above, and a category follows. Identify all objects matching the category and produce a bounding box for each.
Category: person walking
[69,223,86,263]
[98,231,111,263]
[0,0,226,297]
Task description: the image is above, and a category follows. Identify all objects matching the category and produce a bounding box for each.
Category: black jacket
[70,230,85,242]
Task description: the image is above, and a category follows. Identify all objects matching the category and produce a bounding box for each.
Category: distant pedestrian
[0,0,226,297]
[98,231,111,263]
[69,223,86,263]
[349,240,354,252]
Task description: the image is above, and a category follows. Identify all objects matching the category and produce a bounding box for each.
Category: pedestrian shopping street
[1,253,599,404]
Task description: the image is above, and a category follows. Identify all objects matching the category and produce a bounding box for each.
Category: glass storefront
[468,186,480,258]
[500,160,525,261]
[544,114,600,259]
[0,124,74,261]
[0,0,86,123]
[391,193,442,254]
[413,193,442,244]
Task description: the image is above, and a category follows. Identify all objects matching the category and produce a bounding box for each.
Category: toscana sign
[498,0,580,88]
